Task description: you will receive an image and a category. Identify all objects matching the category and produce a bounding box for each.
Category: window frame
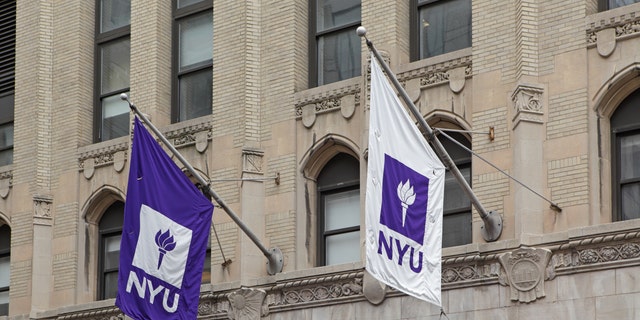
[410,0,472,61]
[315,153,360,266]
[598,0,640,11]
[93,0,131,143]
[432,130,472,247]
[0,224,10,316]
[171,0,213,123]
[0,0,15,166]
[308,0,362,88]
[97,202,124,300]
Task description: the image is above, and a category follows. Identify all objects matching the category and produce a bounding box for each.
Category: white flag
[365,53,445,306]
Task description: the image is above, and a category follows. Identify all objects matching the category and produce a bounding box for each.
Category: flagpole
[357,27,503,242]
[121,94,284,275]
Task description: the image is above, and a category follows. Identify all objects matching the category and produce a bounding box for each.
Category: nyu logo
[131,205,192,288]
[379,154,430,244]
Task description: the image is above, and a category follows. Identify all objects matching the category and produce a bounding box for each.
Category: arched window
[0,224,10,315]
[611,89,640,221]
[317,153,360,266]
[438,131,472,247]
[98,201,124,299]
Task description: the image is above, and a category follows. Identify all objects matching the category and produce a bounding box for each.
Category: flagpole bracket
[480,211,503,242]
[266,247,284,275]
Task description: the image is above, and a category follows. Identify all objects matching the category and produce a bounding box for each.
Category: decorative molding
[243,148,264,174]
[33,194,53,226]
[586,9,640,50]
[295,83,361,128]
[269,271,364,310]
[0,169,11,198]
[498,247,551,303]
[512,83,544,128]
[78,141,129,179]
[227,288,268,319]
[56,306,124,320]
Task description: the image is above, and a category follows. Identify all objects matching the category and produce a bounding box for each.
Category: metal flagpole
[121,94,284,274]
[357,27,503,242]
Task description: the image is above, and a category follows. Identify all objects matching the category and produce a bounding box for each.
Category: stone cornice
[49,225,640,319]
[586,6,640,46]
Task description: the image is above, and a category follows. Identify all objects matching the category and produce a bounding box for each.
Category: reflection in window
[311,0,361,87]
[0,1,15,166]
[317,153,360,266]
[412,0,471,60]
[611,89,640,221]
[98,202,124,300]
[600,0,640,10]
[173,0,213,122]
[95,0,130,142]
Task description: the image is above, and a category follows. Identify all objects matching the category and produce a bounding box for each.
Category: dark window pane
[317,27,361,85]
[419,0,471,59]
[179,12,213,71]
[0,291,7,316]
[443,166,471,213]
[608,0,640,9]
[101,93,129,140]
[325,231,360,265]
[0,123,12,166]
[621,183,640,220]
[103,271,119,299]
[316,0,360,32]
[620,134,640,181]
[100,0,131,33]
[100,39,130,94]
[179,68,212,121]
[443,211,472,247]
[103,235,121,270]
[0,256,9,288]
[178,0,206,8]
[201,251,211,283]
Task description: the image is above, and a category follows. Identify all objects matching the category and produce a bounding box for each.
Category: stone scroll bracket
[511,83,545,129]
[227,288,268,320]
[33,194,53,226]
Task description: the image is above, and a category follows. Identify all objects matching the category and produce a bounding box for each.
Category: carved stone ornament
[243,149,264,174]
[511,83,544,128]
[363,270,386,305]
[596,28,616,57]
[227,288,268,320]
[498,247,551,303]
[448,66,466,93]
[0,170,11,198]
[113,151,125,173]
[302,104,316,128]
[83,157,95,179]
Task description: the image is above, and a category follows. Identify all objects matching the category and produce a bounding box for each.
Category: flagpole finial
[356,26,367,37]
[120,93,136,110]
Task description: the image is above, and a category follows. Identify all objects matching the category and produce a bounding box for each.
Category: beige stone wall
[2,0,640,318]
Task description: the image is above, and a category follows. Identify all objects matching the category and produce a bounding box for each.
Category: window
[98,202,124,300]
[611,89,640,221]
[0,1,15,166]
[94,0,131,142]
[310,0,361,87]
[599,0,640,11]
[317,153,360,266]
[411,0,471,61]
[437,132,472,247]
[0,224,10,316]
[172,0,213,123]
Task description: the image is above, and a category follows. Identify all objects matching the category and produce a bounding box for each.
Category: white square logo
[132,204,192,288]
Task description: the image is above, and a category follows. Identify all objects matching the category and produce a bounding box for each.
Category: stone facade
[0,0,638,319]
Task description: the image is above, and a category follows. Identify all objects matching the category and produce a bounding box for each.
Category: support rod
[358,27,502,242]
[121,94,283,274]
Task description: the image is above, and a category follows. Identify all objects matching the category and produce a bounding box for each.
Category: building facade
[0,0,639,319]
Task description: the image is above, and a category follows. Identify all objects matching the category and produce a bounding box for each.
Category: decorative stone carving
[113,151,125,172]
[498,247,551,303]
[448,67,467,93]
[596,28,616,57]
[243,149,264,174]
[0,170,11,198]
[341,94,356,119]
[302,104,316,128]
[195,131,209,153]
[362,270,386,305]
[33,194,53,226]
[227,288,268,320]
[511,83,544,128]
[420,71,449,87]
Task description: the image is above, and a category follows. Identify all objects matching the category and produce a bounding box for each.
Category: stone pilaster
[511,83,545,236]
[239,148,267,282]
[30,194,52,316]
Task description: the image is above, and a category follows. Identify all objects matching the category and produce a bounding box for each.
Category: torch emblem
[154,229,176,269]
[397,179,416,227]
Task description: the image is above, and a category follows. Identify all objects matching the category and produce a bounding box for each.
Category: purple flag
[116,117,214,320]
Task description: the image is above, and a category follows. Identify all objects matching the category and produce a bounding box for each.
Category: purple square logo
[379,154,430,244]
